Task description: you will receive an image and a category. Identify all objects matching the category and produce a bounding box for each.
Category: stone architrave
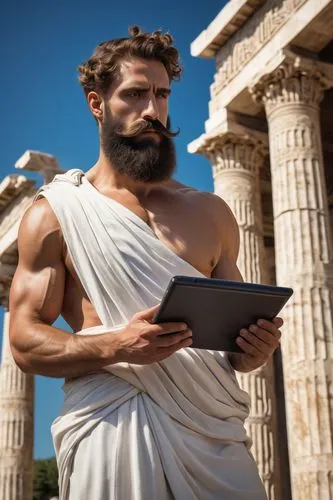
[251,53,333,499]
[0,309,34,500]
[195,131,282,499]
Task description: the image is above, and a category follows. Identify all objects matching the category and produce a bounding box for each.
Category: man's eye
[157,92,169,99]
[127,90,143,97]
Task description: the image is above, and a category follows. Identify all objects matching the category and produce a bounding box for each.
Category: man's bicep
[9,200,65,333]
[212,255,244,282]
[10,263,65,326]
[212,196,243,282]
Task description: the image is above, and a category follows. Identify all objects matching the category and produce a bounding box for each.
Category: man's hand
[229,317,283,372]
[115,305,193,365]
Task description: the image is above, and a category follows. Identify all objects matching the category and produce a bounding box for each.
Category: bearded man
[9,26,282,500]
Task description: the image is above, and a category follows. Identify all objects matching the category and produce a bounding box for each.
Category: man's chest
[146,197,221,278]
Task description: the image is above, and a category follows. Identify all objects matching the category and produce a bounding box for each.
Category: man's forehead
[117,58,170,86]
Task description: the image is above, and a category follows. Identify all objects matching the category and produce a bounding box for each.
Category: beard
[100,107,178,184]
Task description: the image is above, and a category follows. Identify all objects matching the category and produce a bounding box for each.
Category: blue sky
[0,0,227,458]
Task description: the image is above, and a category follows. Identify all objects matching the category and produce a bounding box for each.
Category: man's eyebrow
[122,84,171,94]
[156,87,171,95]
[123,84,149,90]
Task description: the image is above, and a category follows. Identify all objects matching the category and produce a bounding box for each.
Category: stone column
[0,308,34,500]
[251,54,333,499]
[198,132,282,500]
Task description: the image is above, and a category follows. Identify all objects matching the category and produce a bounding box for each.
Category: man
[9,27,282,499]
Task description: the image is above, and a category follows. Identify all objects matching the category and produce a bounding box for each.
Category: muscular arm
[211,200,243,283]
[9,198,121,378]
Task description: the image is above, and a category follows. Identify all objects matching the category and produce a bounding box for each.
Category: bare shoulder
[192,191,240,251]
[183,188,236,223]
[165,178,199,194]
[166,180,236,226]
[204,191,238,232]
[18,197,63,267]
[193,190,233,214]
[22,196,60,228]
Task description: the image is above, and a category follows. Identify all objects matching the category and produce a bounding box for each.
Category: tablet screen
[153,276,293,351]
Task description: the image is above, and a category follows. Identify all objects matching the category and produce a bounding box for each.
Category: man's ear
[87,91,104,121]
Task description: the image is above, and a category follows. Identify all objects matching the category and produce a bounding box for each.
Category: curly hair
[78,26,182,96]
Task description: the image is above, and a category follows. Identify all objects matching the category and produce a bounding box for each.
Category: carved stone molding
[212,0,308,96]
[0,176,35,216]
[0,192,35,243]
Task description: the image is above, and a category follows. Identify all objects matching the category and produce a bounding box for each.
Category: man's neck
[86,152,170,199]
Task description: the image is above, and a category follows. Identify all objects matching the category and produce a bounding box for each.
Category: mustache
[114,119,180,139]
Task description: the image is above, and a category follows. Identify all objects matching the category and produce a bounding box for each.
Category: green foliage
[33,457,59,500]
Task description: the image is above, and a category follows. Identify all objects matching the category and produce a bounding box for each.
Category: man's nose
[142,96,159,121]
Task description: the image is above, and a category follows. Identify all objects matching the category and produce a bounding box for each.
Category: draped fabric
[35,170,266,500]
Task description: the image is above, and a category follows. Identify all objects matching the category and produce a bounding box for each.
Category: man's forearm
[10,322,120,378]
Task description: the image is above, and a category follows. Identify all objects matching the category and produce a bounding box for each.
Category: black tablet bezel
[152,275,293,351]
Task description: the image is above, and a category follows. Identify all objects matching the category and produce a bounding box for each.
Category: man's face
[107,57,170,135]
[99,57,177,183]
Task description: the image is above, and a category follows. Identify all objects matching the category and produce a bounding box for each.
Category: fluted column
[0,309,34,500]
[251,54,333,499]
[198,132,281,499]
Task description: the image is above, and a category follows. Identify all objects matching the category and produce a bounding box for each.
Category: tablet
[152,276,293,352]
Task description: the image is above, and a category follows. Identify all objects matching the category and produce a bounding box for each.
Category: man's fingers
[140,321,189,339]
[155,322,189,335]
[157,329,192,347]
[238,330,269,355]
[249,324,281,343]
[236,334,261,357]
[257,318,282,337]
[273,317,283,328]
[133,304,160,321]
[157,336,193,357]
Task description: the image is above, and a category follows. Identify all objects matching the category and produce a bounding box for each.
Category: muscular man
[9,27,282,500]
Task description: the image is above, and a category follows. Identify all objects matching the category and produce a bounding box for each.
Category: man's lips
[136,130,162,139]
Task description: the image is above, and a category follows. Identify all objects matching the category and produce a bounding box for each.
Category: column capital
[193,131,267,179]
[188,108,268,178]
[249,49,333,115]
